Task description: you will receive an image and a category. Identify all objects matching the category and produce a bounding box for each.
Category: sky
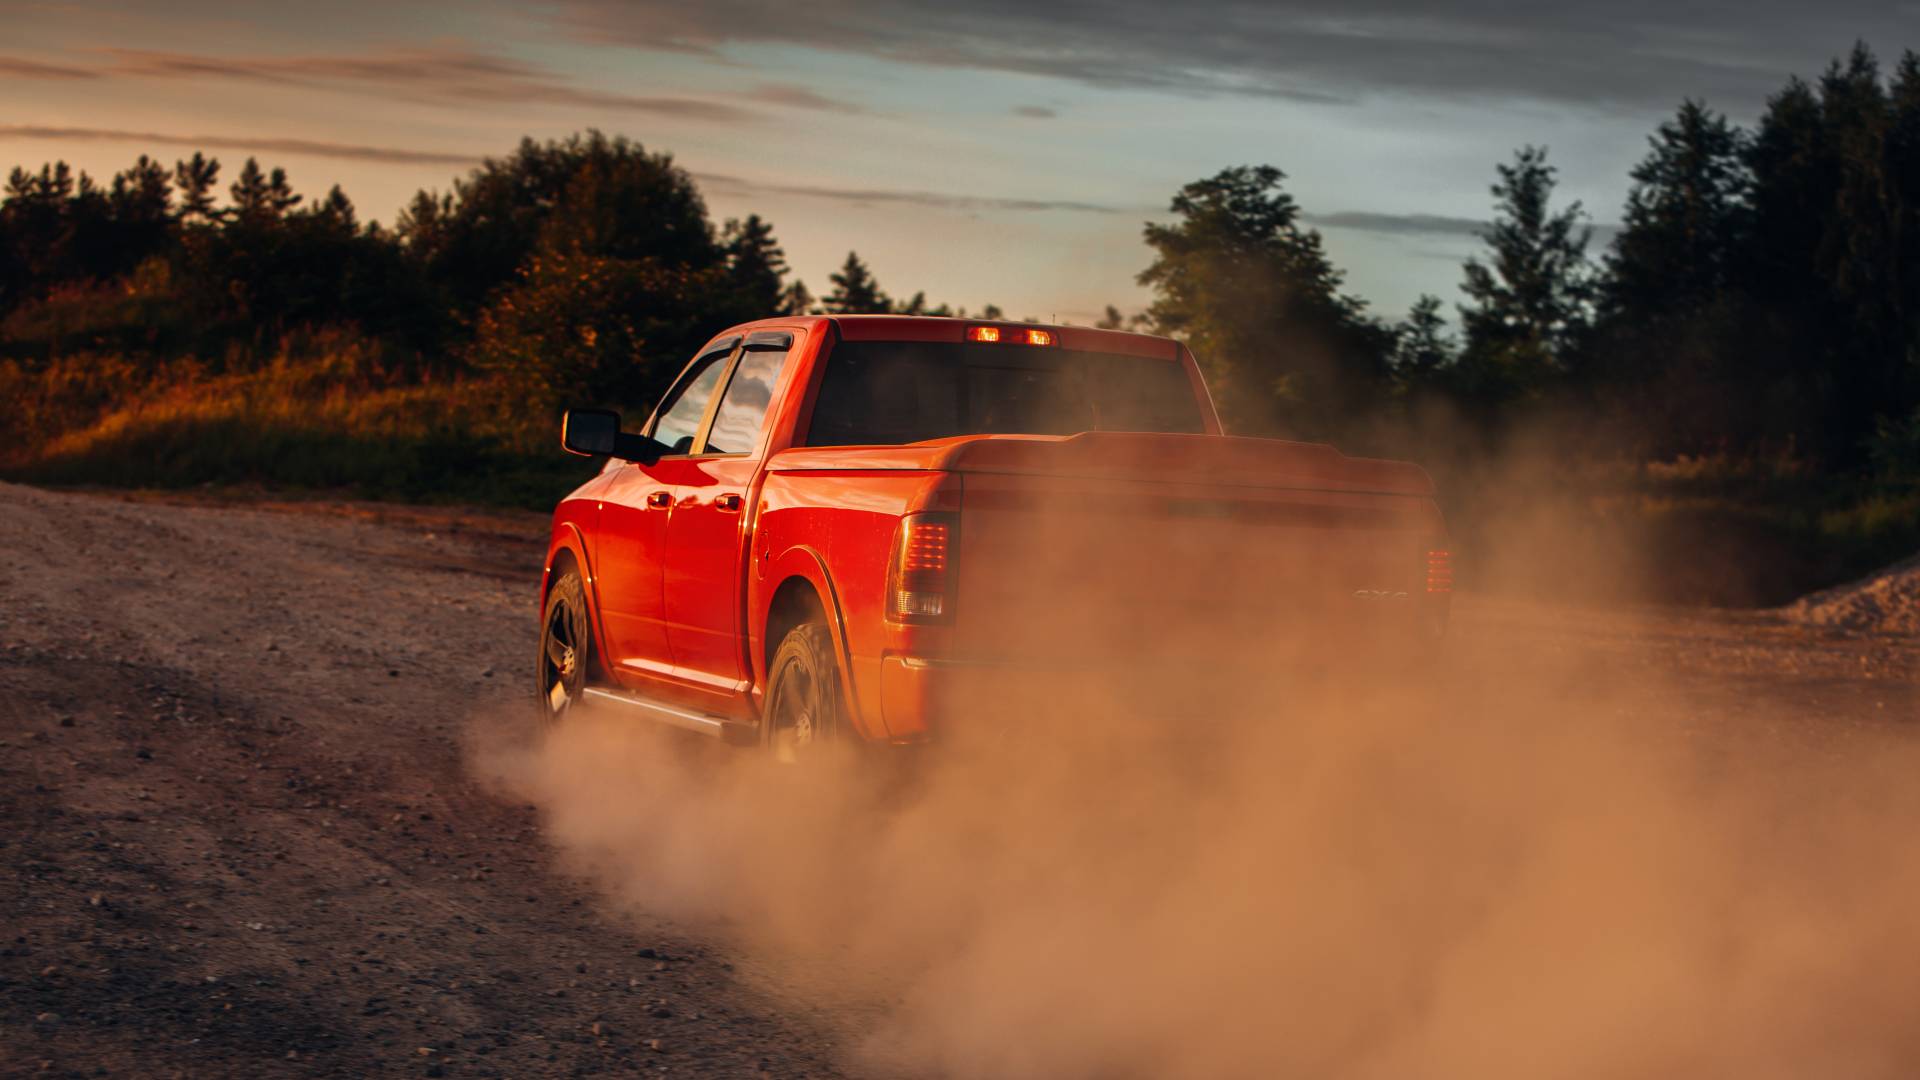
[3,0,1916,325]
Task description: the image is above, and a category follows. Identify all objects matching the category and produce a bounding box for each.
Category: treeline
[1135,44,1920,477]
[0,132,982,426]
[4,45,1920,480]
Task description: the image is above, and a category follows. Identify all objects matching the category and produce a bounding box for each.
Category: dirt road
[3,482,1917,1078]
[0,483,842,1078]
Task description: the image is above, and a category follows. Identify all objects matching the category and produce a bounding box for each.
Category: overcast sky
[3,0,1915,323]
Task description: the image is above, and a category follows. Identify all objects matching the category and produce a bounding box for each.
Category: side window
[704,345,791,455]
[649,352,730,454]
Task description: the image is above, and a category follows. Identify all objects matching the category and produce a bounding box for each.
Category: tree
[228,158,301,223]
[1457,146,1593,404]
[470,251,722,418]
[1814,44,1911,464]
[110,156,173,227]
[315,185,357,231]
[823,251,889,313]
[1730,43,1920,465]
[720,214,786,317]
[1392,295,1455,384]
[1581,102,1760,453]
[1138,165,1390,436]
[780,279,814,315]
[173,153,219,222]
[1096,304,1126,329]
[456,134,729,405]
[1603,101,1749,318]
[401,131,722,323]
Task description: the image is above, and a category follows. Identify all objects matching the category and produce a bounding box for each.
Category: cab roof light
[967,325,1058,346]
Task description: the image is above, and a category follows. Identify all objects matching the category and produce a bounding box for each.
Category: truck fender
[543,523,616,684]
[758,544,862,730]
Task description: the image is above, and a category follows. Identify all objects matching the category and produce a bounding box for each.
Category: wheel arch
[756,548,868,738]
[542,523,613,684]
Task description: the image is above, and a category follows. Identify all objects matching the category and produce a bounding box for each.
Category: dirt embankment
[0,484,841,1078]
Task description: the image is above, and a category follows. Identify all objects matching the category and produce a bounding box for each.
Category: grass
[1436,453,1920,606]
[0,351,595,509]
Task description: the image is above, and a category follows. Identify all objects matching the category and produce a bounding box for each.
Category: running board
[581,686,758,745]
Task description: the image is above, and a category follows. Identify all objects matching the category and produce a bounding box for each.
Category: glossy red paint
[541,315,1449,745]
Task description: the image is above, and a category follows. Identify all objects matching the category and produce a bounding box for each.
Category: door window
[704,345,792,455]
[649,352,729,454]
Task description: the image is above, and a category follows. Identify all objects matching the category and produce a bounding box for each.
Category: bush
[1869,409,1920,479]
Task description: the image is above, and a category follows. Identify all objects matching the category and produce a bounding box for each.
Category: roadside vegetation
[4,46,1920,601]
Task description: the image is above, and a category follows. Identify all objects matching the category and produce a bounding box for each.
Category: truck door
[661,331,795,694]
[594,340,736,683]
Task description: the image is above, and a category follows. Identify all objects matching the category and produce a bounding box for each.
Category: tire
[763,623,844,764]
[536,567,592,730]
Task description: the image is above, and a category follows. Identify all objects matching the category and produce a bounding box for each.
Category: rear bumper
[877,653,1071,742]
[872,609,1447,743]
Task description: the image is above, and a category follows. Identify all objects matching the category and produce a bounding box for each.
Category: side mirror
[561,408,670,464]
[561,408,621,456]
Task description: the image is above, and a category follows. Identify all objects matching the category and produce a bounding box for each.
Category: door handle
[646,490,672,509]
[714,493,743,512]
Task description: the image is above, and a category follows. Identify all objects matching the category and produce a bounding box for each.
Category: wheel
[536,568,592,729]
[764,623,844,764]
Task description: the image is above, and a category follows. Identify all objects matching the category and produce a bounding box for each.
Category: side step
[581,686,759,745]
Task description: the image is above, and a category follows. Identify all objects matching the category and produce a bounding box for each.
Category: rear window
[804,341,1205,447]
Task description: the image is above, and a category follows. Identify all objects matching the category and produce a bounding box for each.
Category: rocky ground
[1788,551,1920,635]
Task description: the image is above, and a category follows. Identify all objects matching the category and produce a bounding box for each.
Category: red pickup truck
[537,315,1449,759]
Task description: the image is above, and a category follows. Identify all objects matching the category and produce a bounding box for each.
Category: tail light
[1426,549,1453,594]
[888,513,957,622]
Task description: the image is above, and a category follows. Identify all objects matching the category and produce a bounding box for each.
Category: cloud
[0,125,478,166]
[694,171,1123,214]
[550,0,1919,113]
[1306,211,1489,238]
[1308,209,1622,247]
[742,82,870,115]
[1013,104,1057,119]
[0,55,98,79]
[94,46,755,122]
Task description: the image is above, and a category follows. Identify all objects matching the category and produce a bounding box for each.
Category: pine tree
[779,279,814,315]
[229,158,301,222]
[720,214,786,316]
[173,153,219,222]
[315,185,357,231]
[1604,100,1749,318]
[1457,146,1593,402]
[823,251,889,313]
[1587,102,1755,453]
[110,155,173,225]
[1392,295,1455,383]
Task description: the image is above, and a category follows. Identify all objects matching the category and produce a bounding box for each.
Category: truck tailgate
[946,435,1446,665]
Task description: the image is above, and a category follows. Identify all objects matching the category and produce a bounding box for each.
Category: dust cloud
[471,493,1920,1078]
